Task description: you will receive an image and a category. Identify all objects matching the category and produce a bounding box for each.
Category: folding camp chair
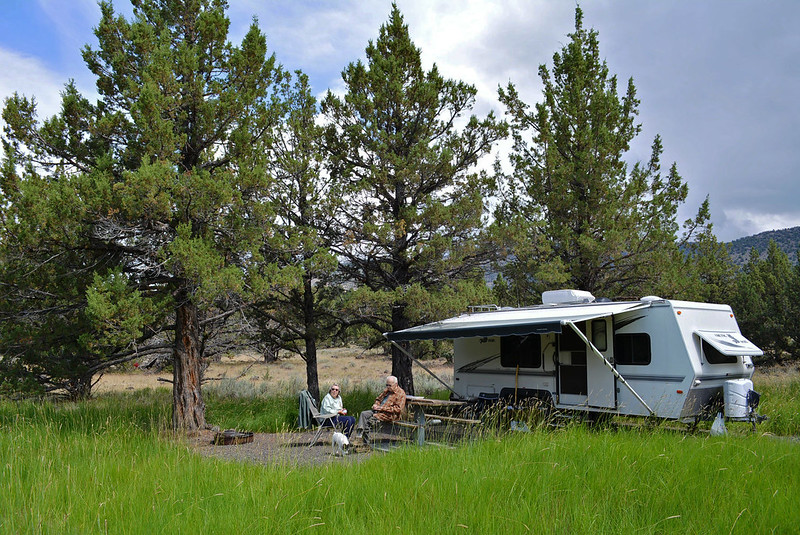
[299,390,341,448]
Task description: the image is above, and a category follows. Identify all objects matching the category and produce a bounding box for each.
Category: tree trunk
[306,336,319,401]
[172,298,206,432]
[303,275,320,401]
[391,304,414,395]
[66,373,93,401]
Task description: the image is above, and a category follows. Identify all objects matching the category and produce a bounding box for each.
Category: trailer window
[615,333,651,365]
[591,320,608,351]
[500,335,541,368]
[702,340,737,364]
[559,322,587,351]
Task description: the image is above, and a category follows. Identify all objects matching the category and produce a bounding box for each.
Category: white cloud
[722,209,800,241]
[37,0,100,48]
[0,48,64,119]
[0,48,68,162]
[231,1,388,89]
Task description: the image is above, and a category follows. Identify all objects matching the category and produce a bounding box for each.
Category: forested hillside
[728,227,800,265]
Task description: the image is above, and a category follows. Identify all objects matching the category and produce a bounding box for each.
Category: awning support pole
[564,320,656,417]
[389,340,462,399]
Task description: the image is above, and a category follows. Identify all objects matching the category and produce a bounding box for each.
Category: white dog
[331,431,349,456]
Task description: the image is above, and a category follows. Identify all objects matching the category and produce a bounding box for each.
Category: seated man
[356,375,406,444]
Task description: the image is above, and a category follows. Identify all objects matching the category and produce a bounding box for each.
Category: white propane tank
[724,379,754,419]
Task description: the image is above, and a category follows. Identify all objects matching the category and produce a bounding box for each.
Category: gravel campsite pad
[187,429,390,466]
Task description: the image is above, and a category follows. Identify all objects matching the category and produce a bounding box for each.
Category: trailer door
[557,322,589,406]
[586,318,615,408]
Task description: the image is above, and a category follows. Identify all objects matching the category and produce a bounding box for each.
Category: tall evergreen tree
[322,5,505,393]
[250,71,342,402]
[0,0,281,430]
[732,241,796,360]
[788,249,800,358]
[495,7,707,302]
[679,200,737,304]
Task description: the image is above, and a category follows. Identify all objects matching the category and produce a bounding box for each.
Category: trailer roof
[385,301,650,341]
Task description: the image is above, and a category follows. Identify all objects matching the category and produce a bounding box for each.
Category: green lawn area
[1,384,798,534]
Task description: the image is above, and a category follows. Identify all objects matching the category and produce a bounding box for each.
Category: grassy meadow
[1,372,799,534]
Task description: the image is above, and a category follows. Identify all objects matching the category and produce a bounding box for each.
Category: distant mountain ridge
[727,226,800,266]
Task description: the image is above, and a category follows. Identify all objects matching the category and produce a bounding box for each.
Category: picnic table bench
[405,397,480,446]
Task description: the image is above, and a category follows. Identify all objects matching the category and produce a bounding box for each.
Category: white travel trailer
[386,290,764,424]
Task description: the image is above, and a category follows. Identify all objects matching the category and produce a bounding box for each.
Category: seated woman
[320,383,356,437]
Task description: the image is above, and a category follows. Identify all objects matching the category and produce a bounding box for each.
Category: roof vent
[542,289,595,305]
[467,304,500,313]
[640,295,662,302]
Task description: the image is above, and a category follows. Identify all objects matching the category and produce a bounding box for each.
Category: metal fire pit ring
[213,429,254,445]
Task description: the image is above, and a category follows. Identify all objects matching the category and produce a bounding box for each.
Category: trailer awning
[695,330,764,356]
[385,301,649,342]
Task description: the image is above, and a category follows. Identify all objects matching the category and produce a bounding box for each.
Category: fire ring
[213,429,254,445]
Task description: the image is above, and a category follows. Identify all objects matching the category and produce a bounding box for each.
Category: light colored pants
[357,410,376,433]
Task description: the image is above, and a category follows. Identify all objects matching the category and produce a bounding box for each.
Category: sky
[1,0,798,242]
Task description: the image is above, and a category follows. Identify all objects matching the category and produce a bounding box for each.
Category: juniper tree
[678,202,737,304]
[732,241,797,361]
[250,71,342,402]
[322,5,505,393]
[0,0,282,430]
[495,7,708,302]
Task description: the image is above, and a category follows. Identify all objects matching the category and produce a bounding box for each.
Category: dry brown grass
[94,346,452,394]
[754,362,800,388]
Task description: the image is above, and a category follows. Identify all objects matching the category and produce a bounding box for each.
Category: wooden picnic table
[405,397,477,446]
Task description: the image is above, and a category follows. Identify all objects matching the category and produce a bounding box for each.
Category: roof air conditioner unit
[542,289,595,305]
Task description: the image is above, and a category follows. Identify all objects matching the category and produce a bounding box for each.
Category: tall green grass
[754,369,800,436]
[1,395,799,534]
